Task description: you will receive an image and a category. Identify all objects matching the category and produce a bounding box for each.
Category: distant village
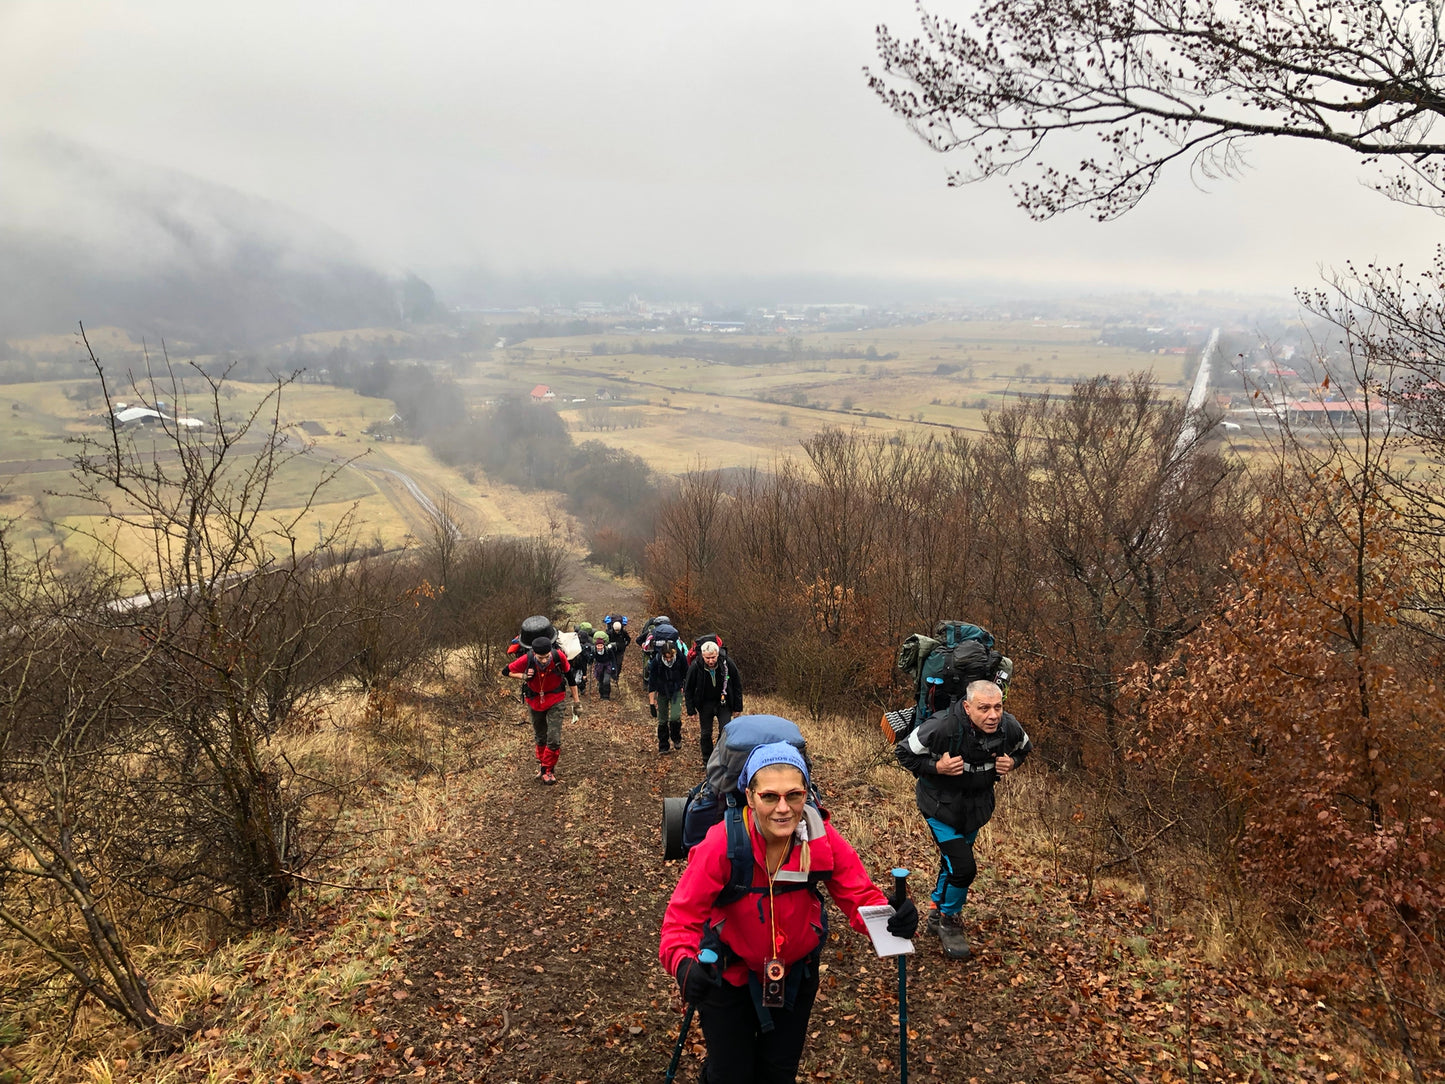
[1223,340,1394,430]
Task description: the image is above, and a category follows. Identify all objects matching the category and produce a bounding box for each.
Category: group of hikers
[504,612,1033,1083]
[503,613,745,782]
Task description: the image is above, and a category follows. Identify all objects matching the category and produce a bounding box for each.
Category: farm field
[0,372,561,567]
[470,319,1193,472]
[1,319,1196,563]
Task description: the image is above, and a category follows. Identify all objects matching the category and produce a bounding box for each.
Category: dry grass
[4,675,1430,1081]
[0,677,525,1084]
[739,695,1350,970]
[464,319,1180,476]
[5,319,1176,562]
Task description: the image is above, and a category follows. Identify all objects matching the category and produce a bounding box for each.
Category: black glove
[650,703,658,718]
[500,666,510,678]
[886,896,919,939]
[675,955,720,1003]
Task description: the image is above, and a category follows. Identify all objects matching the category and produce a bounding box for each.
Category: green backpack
[888,622,1012,742]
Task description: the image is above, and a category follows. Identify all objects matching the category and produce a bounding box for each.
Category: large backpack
[687,633,724,666]
[637,615,673,652]
[642,622,680,684]
[663,715,830,907]
[506,614,557,658]
[555,630,582,662]
[519,614,556,648]
[884,621,1013,742]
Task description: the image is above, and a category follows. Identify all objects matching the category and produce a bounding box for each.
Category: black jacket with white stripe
[894,701,1032,834]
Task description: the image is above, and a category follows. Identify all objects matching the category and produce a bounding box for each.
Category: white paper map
[858,905,915,958]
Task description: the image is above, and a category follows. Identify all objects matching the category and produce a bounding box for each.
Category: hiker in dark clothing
[504,636,572,785]
[606,618,631,678]
[647,637,690,754]
[685,641,743,760]
[573,624,596,697]
[894,679,1031,959]
[591,630,618,700]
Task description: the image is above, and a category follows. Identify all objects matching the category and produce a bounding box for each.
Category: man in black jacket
[605,618,631,678]
[895,679,1032,959]
[683,639,743,760]
[646,637,690,754]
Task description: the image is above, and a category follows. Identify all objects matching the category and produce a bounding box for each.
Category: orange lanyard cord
[745,808,786,957]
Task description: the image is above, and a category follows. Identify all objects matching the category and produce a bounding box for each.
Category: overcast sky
[0,0,1434,298]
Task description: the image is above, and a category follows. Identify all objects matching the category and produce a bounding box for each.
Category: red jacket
[506,651,570,710]
[659,810,886,986]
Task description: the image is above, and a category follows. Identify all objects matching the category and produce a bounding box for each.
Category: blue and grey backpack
[661,714,830,907]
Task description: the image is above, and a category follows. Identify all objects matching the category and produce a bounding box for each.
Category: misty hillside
[0,136,408,349]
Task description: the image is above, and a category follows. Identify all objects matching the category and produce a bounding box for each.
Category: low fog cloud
[0,0,1436,299]
[0,134,364,275]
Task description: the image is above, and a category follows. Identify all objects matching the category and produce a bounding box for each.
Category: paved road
[1174,327,1220,457]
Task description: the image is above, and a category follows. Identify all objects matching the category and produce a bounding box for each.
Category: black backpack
[517,614,556,647]
[662,714,830,907]
[688,634,724,666]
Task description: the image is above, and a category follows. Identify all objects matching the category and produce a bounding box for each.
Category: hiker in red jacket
[659,742,918,1083]
[503,636,571,784]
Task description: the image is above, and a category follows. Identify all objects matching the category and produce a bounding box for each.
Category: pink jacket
[659,811,887,986]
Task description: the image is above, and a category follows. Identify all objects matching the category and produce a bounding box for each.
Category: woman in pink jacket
[659,742,918,1083]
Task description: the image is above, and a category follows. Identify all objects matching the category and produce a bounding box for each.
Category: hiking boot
[925,907,940,936]
[937,912,970,959]
[659,745,675,755]
[541,769,557,785]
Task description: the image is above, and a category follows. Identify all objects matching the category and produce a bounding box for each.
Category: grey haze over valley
[0,0,1433,340]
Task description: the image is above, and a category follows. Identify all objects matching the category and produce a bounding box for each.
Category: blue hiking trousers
[925,817,981,916]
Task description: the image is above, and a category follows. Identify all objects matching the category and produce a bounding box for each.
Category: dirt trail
[364,679,1065,1084]
[358,653,1368,1083]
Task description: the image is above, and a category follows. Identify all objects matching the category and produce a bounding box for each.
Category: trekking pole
[892,867,910,1084]
[665,948,716,1083]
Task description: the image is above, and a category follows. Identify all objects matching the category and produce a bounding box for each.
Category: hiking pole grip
[891,867,910,1084]
[665,949,718,1083]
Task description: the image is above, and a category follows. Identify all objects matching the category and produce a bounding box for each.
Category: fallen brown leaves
[90,683,1434,1083]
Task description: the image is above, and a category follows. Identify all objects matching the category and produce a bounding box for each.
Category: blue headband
[739,741,809,793]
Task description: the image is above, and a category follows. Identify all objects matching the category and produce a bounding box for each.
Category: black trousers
[696,703,733,760]
[697,968,819,1084]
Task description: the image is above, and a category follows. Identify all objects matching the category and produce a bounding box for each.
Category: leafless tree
[59,334,364,923]
[868,0,1445,220]
[421,489,467,594]
[867,0,1445,645]
[1291,266,1445,636]
[649,465,728,627]
[1010,375,1249,778]
[0,543,188,1047]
